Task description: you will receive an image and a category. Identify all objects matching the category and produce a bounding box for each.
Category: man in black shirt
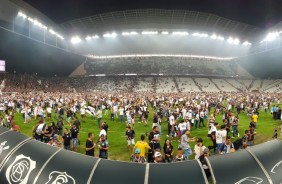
[199,148,211,181]
[70,124,79,152]
[86,132,96,157]
[149,126,161,150]
[62,128,71,151]
[125,126,135,151]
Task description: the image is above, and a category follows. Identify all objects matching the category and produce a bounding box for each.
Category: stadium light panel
[122,32,130,35]
[217,36,224,40]
[27,17,34,23]
[122,32,138,36]
[142,31,158,35]
[85,36,92,41]
[49,29,56,35]
[161,31,169,35]
[192,33,200,36]
[103,33,117,38]
[233,38,240,45]
[243,41,252,46]
[263,32,279,42]
[92,35,99,39]
[210,34,217,39]
[71,36,82,44]
[18,12,27,19]
[172,32,189,36]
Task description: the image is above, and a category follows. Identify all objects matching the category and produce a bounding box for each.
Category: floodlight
[130,32,138,35]
[210,34,217,39]
[172,32,188,35]
[85,36,92,41]
[233,38,240,45]
[227,37,234,43]
[142,31,158,35]
[217,36,224,40]
[243,41,252,46]
[18,12,27,19]
[71,36,82,44]
[263,32,279,42]
[92,35,99,39]
[161,31,169,35]
[201,33,208,37]
[49,29,56,35]
[192,33,200,36]
[122,32,130,35]
[27,17,34,23]
[103,33,117,38]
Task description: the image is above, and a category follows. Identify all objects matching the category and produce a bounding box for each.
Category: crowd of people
[86,56,237,76]
[0,76,282,180]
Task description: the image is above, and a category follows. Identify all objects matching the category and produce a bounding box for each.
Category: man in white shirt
[119,107,124,122]
[194,138,206,160]
[96,108,102,128]
[80,106,86,120]
[46,106,52,120]
[167,114,175,137]
[178,120,187,136]
[215,125,227,155]
[199,110,205,127]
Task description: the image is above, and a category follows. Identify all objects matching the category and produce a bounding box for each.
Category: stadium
[0,0,282,183]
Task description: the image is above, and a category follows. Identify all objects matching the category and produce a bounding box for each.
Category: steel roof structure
[60,9,264,41]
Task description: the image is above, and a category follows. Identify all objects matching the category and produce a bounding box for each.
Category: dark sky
[23,0,282,28]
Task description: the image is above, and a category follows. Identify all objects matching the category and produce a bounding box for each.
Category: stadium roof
[58,9,263,41]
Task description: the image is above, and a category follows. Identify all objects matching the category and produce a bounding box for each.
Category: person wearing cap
[173,147,185,162]
[130,148,146,163]
[199,148,211,180]
[193,138,206,160]
[153,151,163,163]
[98,134,109,159]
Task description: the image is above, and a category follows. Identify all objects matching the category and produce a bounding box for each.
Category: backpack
[233,138,243,150]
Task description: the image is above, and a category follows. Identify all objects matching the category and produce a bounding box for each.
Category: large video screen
[0,60,5,72]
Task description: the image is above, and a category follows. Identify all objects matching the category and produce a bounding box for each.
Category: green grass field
[14,104,281,161]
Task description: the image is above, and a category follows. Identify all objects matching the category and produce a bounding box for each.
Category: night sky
[23,0,282,28]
